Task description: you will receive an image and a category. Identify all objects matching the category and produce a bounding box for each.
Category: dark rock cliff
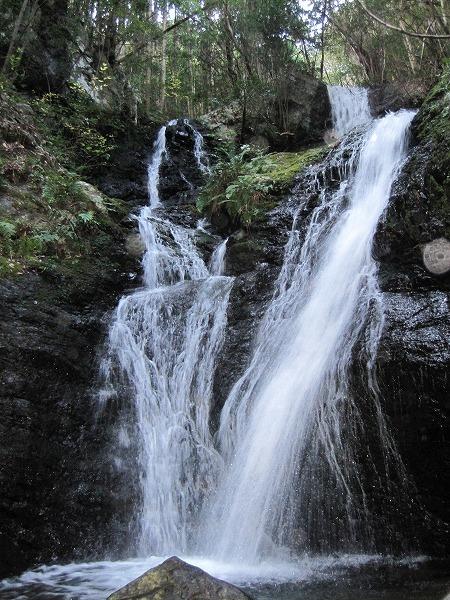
[0,255,135,577]
[373,70,450,554]
[0,107,153,577]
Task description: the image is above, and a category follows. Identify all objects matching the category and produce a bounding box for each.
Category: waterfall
[101,120,233,556]
[209,238,228,276]
[185,118,211,175]
[197,105,416,563]
[327,85,372,137]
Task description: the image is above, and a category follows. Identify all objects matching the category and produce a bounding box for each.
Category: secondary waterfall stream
[100,120,233,555]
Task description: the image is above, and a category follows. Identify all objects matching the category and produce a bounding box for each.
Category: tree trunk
[159,0,168,111]
[319,0,328,80]
[21,0,72,93]
[2,0,29,75]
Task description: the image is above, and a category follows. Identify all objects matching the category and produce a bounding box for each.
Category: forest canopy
[1,0,449,120]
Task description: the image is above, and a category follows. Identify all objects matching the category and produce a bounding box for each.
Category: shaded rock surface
[200,70,331,151]
[373,70,450,554]
[0,251,139,578]
[369,80,428,116]
[108,556,252,600]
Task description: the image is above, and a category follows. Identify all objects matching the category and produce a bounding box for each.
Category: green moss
[197,144,327,227]
[414,61,450,236]
[0,164,125,276]
[416,62,450,145]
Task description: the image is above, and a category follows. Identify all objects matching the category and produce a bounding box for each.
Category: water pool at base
[1,555,449,600]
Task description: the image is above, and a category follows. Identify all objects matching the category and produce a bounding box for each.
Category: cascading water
[327,85,372,137]
[186,118,211,175]
[197,98,416,564]
[101,120,233,556]
[209,238,228,276]
[0,94,426,600]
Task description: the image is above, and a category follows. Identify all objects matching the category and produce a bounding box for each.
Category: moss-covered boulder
[197,145,327,232]
[108,557,251,600]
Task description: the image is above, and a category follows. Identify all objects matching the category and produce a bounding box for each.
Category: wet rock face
[0,251,138,579]
[274,71,332,149]
[159,120,208,205]
[210,224,288,423]
[108,556,252,600]
[368,81,427,116]
[95,124,159,205]
[376,291,450,554]
[373,82,450,554]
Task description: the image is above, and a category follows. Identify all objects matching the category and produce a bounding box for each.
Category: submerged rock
[108,556,252,600]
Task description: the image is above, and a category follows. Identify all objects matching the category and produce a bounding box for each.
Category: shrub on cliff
[197,144,327,228]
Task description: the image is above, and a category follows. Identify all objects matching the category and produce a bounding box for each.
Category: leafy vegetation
[30,84,123,175]
[0,90,126,276]
[197,144,327,227]
[2,1,448,125]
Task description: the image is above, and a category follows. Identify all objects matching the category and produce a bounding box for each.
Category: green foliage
[40,170,85,206]
[416,61,450,144]
[0,161,124,276]
[0,219,16,233]
[32,84,119,173]
[325,0,449,86]
[197,144,327,227]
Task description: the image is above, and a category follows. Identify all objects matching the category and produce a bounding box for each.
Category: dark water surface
[246,561,450,600]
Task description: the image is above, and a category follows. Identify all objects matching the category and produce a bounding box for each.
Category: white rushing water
[186,118,211,175]
[209,238,228,276]
[327,85,372,137]
[100,120,233,556]
[197,102,416,563]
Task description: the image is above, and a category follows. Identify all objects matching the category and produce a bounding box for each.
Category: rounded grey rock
[422,238,450,275]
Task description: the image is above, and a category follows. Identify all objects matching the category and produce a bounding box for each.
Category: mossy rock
[108,557,251,600]
[413,62,450,231]
[197,144,328,229]
[375,65,450,276]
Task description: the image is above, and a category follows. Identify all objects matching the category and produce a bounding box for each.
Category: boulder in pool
[107,556,252,599]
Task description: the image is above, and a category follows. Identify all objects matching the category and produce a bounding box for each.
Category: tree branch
[355,0,450,39]
[116,6,211,65]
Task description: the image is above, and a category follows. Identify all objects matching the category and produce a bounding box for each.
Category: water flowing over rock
[327,85,372,137]
[1,73,449,595]
[196,95,417,562]
[100,121,233,555]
